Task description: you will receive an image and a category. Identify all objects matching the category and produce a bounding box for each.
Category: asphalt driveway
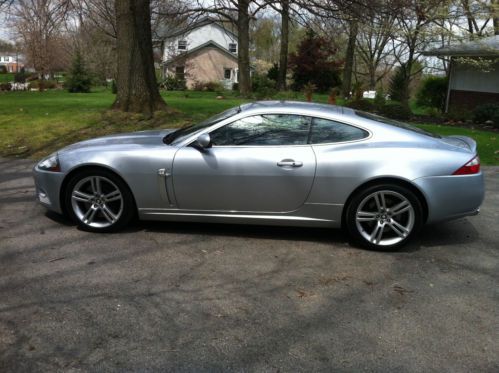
[0,157,498,372]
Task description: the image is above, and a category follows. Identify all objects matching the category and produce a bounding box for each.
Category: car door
[171,114,316,213]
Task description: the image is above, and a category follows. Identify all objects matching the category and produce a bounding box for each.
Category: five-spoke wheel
[65,169,135,232]
[346,184,423,250]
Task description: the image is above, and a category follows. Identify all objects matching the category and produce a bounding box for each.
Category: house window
[224,68,232,80]
[229,43,237,53]
[175,66,185,80]
[178,40,187,50]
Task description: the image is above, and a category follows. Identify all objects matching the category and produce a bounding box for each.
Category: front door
[171,114,316,213]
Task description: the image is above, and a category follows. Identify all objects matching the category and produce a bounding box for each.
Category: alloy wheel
[70,175,124,229]
[355,190,415,246]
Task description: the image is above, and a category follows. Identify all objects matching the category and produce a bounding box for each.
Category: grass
[0,73,15,83]
[0,88,497,164]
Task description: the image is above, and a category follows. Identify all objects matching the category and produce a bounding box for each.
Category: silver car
[33,101,484,250]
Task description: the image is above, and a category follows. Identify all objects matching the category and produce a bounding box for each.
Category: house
[160,17,239,89]
[0,53,24,73]
[424,35,499,112]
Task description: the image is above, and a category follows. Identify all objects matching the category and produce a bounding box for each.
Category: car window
[309,117,368,144]
[165,106,241,145]
[355,111,441,138]
[210,114,311,146]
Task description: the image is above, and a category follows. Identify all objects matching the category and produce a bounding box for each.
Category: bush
[416,76,448,111]
[445,107,472,122]
[345,98,376,112]
[0,66,7,74]
[389,65,408,102]
[473,103,499,125]
[29,80,58,89]
[159,75,187,91]
[14,68,27,83]
[374,87,386,109]
[66,50,92,93]
[251,74,277,99]
[111,79,117,94]
[191,80,223,93]
[492,110,499,127]
[380,102,412,120]
[232,82,239,91]
[267,63,279,82]
[0,83,12,91]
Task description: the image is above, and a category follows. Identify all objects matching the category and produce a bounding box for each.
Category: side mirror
[193,133,212,150]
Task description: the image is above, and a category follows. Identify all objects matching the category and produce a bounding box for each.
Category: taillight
[453,155,480,175]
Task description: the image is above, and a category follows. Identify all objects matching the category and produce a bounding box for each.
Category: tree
[278,0,290,90]
[289,29,342,92]
[9,0,71,81]
[66,50,92,93]
[112,0,166,117]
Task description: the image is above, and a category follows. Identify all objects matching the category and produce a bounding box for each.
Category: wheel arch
[59,164,138,218]
[341,177,429,227]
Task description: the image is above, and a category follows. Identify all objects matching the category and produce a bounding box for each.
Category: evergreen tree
[289,30,342,93]
[388,64,408,103]
[66,50,92,93]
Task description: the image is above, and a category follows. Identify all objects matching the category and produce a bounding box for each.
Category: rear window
[355,111,441,138]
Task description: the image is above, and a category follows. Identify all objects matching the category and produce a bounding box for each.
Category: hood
[59,129,176,153]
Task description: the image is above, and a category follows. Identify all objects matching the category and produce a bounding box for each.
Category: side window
[309,118,368,144]
[210,114,311,146]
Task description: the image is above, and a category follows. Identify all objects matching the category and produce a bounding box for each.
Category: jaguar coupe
[33,101,484,250]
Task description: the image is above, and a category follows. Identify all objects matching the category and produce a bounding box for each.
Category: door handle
[277,159,303,168]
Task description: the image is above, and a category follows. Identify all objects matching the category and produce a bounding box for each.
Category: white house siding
[450,59,499,94]
[163,23,237,62]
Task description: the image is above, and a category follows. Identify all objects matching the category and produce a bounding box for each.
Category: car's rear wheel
[65,169,135,232]
[345,184,423,251]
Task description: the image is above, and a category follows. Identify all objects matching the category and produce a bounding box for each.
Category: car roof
[239,100,357,118]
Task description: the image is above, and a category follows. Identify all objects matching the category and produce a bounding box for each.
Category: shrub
[65,50,92,93]
[289,29,342,92]
[252,74,277,99]
[0,66,7,74]
[473,103,499,124]
[266,63,279,82]
[345,98,376,112]
[232,82,239,91]
[416,76,448,111]
[445,107,472,122]
[389,65,408,102]
[380,102,412,120]
[191,80,224,93]
[30,80,58,89]
[159,75,187,91]
[111,79,117,94]
[0,82,12,91]
[374,87,386,109]
[491,110,499,127]
[14,68,27,83]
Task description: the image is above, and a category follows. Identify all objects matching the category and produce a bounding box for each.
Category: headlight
[37,153,60,172]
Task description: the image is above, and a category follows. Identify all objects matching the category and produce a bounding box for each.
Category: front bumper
[33,166,66,214]
[413,172,485,224]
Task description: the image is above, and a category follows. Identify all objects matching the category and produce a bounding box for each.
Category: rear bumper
[33,166,65,214]
[413,172,485,223]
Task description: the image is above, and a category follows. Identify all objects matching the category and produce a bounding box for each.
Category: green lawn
[0,73,15,83]
[0,89,497,164]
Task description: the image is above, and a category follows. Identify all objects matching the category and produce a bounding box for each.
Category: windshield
[164,106,241,145]
[355,111,441,138]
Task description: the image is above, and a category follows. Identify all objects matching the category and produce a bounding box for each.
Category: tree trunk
[113,0,166,117]
[342,20,358,98]
[238,0,252,96]
[493,0,499,35]
[277,0,289,91]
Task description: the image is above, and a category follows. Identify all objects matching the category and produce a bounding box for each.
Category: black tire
[64,168,136,232]
[345,183,423,251]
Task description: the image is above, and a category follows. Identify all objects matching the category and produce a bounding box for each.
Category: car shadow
[43,210,480,252]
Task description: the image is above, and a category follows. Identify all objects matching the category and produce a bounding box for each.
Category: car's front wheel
[345,184,423,251]
[65,169,135,232]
